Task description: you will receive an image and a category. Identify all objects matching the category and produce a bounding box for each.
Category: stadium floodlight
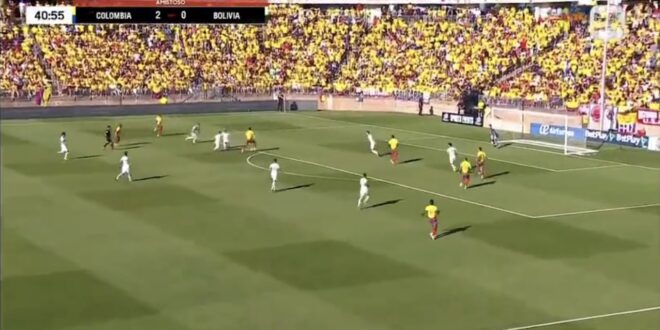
[489,108,598,156]
[590,0,626,131]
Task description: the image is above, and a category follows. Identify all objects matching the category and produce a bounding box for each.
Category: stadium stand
[0,2,658,110]
[489,2,659,111]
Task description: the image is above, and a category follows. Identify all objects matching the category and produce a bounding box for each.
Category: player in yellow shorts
[242,127,257,153]
[476,147,487,179]
[459,158,472,189]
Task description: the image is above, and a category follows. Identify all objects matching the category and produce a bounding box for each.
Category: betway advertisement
[529,123,586,140]
[585,130,650,149]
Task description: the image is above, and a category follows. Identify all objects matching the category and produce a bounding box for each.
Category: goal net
[488,108,598,155]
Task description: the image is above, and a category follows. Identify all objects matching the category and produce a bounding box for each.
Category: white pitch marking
[259,151,535,218]
[503,305,660,330]
[246,152,354,182]
[554,164,626,172]
[401,142,559,172]
[292,113,660,171]
[533,203,660,219]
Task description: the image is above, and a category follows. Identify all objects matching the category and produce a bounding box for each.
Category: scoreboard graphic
[26,0,267,25]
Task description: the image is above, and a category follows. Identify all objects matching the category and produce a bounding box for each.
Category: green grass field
[2,111,659,330]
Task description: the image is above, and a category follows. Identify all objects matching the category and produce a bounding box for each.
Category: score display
[26,0,267,25]
[74,7,265,24]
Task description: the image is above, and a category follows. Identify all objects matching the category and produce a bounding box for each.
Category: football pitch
[2,111,659,330]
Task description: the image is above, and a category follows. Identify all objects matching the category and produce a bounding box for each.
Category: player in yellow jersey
[422,199,439,240]
[476,147,487,179]
[114,123,122,147]
[459,157,472,189]
[242,127,257,153]
[154,114,163,137]
[388,134,399,165]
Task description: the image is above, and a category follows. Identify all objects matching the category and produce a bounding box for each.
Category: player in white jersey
[489,124,499,147]
[447,142,458,172]
[58,132,69,160]
[269,158,280,191]
[213,130,222,151]
[185,123,200,143]
[357,173,370,208]
[115,151,133,182]
[366,130,379,156]
[221,129,230,150]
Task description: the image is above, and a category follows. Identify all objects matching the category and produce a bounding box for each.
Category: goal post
[488,107,598,156]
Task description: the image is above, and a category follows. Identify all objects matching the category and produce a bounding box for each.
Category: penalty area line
[503,305,660,330]
[401,142,559,172]
[259,151,534,218]
[533,203,660,219]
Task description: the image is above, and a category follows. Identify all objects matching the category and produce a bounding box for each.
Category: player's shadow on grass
[118,145,145,150]
[400,158,423,165]
[436,225,471,239]
[363,199,402,210]
[485,171,509,179]
[276,183,314,192]
[255,147,280,152]
[162,132,186,137]
[134,175,169,182]
[379,152,391,158]
[122,142,151,147]
[467,181,496,189]
[72,154,102,160]
[496,143,512,149]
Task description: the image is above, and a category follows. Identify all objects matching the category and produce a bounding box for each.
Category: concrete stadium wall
[0,100,318,120]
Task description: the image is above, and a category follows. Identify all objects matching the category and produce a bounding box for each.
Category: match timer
[26,6,74,25]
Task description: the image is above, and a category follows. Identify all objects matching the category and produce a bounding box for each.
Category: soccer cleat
[429,232,435,240]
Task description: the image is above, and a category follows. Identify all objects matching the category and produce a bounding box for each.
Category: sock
[363,195,369,204]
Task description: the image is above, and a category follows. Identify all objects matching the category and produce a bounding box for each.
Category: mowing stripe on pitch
[503,305,660,330]
[260,151,534,218]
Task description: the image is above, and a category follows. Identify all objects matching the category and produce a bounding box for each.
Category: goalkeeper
[489,124,499,147]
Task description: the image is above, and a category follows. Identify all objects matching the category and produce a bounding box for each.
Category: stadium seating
[0,3,657,109]
[490,3,659,110]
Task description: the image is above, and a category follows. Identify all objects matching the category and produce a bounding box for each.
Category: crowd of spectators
[335,6,572,98]
[489,2,659,110]
[0,1,658,110]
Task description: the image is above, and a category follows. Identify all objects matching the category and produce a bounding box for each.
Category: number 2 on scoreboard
[155,10,161,20]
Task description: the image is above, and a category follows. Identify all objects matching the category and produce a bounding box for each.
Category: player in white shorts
[366,130,379,156]
[58,132,69,160]
[185,123,200,144]
[115,151,133,182]
[269,158,280,192]
[221,129,230,150]
[447,142,458,172]
[213,130,222,151]
[357,173,370,208]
